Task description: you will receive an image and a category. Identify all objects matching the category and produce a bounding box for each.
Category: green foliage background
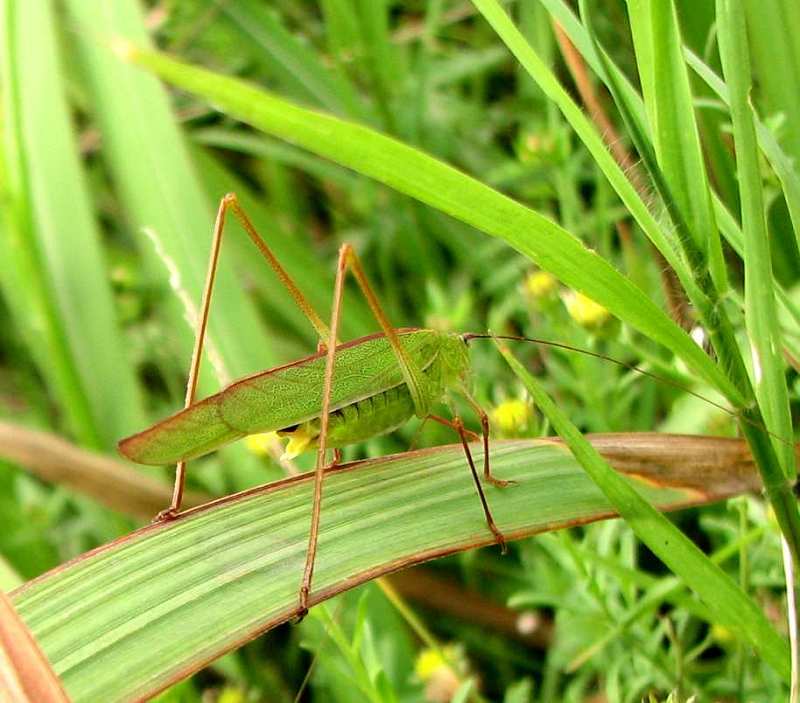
[1,1,800,701]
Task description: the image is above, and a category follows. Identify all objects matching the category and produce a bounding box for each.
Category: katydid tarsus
[119,193,513,615]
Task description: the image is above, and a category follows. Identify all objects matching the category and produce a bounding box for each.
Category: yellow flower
[244,432,279,456]
[415,648,447,681]
[516,130,555,164]
[525,270,557,299]
[415,647,464,703]
[491,399,532,434]
[564,291,610,328]
[217,687,246,703]
[711,623,734,644]
[277,422,318,460]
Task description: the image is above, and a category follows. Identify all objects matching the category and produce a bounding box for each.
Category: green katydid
[118,193,762,616]
[119,193,513,615]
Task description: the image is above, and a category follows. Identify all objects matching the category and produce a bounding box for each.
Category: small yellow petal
[415,648,446,681]
[280,425,316,460]
[217,687,246,703]
[564,291,610,328]
[711,623,734,644]
[491,400,531,434]
[244,432,279,456]
[524,270,557,299]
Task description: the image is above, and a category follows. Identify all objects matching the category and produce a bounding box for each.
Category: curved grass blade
[0,591,68,703]
[469,0,703,312]
[540,0,800,571]
[12,437,769,701]
[116,43,742,407]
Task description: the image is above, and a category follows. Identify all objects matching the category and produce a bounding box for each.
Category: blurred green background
[2,0,799,701]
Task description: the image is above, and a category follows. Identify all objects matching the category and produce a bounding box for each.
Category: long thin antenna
[463,332,795,450]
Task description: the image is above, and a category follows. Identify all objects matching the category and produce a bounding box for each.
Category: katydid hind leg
[298,242,442,613]
[155,193,333,520]
[223,193,332,345]
[339,244,431,417]
[298,244,349,616]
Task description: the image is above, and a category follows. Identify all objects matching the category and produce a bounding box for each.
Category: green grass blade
[11,438,770,701]
[470,0,700,305]
[218,0,367,120]
[353,0,400,130]
[540,0,800,559]
[685,48,800,261]
[66,0,279,382]
[319,0,362,65]
[626,0,726,291]
[495,345,789,683]
[743,1,800,165]
[0,9,96,447]
[541,0,651,139]
[119,44,743,406]
[1,1,145,448]
[717,0,794,476]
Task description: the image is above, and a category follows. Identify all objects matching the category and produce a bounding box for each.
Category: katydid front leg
[459,386,516,489]
[157,193,332,521]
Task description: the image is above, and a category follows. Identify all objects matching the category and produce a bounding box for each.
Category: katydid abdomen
[118,329,470,466]
[278,384,416,458]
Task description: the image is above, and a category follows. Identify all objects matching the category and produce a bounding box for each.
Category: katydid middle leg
[449,416,508,553]
[428,411,509,551]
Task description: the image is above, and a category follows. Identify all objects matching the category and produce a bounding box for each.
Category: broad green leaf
[0,591,68,702]
[12,437,769,701]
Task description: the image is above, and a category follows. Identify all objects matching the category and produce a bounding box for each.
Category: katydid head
[439,332,472,384]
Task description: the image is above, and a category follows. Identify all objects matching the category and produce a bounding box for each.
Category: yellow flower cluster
[563,291,610,328]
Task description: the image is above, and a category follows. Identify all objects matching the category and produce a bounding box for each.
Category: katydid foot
[152,507,181,523]
[294,587,310,623]
[485,475,517,489]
